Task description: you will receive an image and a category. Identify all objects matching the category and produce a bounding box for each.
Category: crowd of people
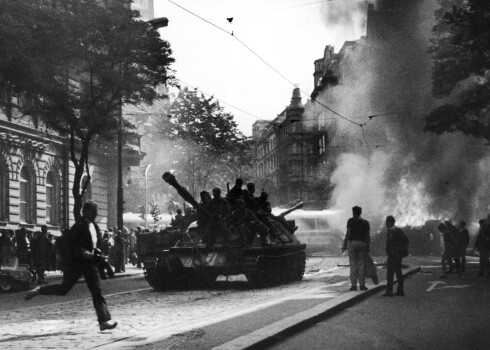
[0,223,144,284]
[437,217,490,278]
[339,206,490,297]
[1,226,58,284]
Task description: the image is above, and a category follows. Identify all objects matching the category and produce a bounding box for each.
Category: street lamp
[144,163,152,228]
[116,17,168,231]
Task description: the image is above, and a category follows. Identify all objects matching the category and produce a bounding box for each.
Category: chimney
[289,88,303,110]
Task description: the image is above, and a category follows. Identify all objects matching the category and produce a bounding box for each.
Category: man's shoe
[382,292,393,297]
[349,286,357,291]
[395,291,404,296]
[25,286,41,301]
[99,320,118,331]
[360,286,368,291]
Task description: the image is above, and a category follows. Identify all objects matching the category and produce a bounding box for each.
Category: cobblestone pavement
[0,255,433,349]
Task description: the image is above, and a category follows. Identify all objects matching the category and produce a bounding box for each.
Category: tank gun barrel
[162,172,212,218]
[279,202,304,217]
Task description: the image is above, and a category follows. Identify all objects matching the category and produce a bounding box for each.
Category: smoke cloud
[307,0,490,232]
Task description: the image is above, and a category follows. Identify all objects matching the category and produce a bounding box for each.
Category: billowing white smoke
[328,151,389,231]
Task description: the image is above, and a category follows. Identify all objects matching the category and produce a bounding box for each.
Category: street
[0,255,347,349]
[1,255,488,349]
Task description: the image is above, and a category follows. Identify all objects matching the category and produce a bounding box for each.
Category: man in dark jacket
[474,219,490,276]
[24,202,117,331]
[342,206,370,291]
[383,216,408,297]
[30,226,51,284]
[438,222,455,279]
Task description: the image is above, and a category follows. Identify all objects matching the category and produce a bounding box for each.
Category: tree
[156,87,252,193]
[0,0,174,220]
[424,0,490,142]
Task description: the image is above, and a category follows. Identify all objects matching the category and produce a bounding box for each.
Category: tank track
[245,250,306,287]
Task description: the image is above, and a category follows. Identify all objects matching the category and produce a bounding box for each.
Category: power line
[167,0,361,128]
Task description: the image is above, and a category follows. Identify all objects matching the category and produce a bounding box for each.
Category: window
[81,175,92,204]
[46,170,60,226]
[20,165,36,223]
[0,160,8,221]
[318,134,326,155]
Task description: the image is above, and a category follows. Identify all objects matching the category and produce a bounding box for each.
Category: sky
[153,0,367,136]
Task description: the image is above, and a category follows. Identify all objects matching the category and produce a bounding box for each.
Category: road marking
[426,281,472,292]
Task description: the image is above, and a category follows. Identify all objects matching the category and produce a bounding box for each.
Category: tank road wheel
[144,266,169,290]
[144,256,182,290]
[0,276,13,292]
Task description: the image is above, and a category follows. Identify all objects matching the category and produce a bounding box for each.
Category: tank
[140,172,307,290]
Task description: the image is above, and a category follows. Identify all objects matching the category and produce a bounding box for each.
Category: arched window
[0,160,8,221]
[81,175,92,204]
[20,165,36,223]
[46,170,60,226]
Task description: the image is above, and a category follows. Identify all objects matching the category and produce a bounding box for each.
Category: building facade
[0,0,156,233]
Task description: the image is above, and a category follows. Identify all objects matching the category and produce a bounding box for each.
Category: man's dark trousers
[38,262,111,322]
[386,255,403,294]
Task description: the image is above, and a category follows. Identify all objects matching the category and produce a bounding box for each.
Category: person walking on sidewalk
[342,206,370,291]
[24,202,117,331]
[383,216,409,297]
[474,219,490,276]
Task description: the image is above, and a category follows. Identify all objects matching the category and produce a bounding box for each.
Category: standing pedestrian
[113,230,125,273]
[474,219,490,277]
[0,229,13,266]
[383,216,409,297]
[30,226,51,284]
[342,206,370,291]
[15,228,30,265]
[438,223,455,279]
[24,202,117,331]
[456,221,470,274]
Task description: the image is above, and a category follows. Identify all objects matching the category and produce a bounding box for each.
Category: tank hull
[142,243,306,289]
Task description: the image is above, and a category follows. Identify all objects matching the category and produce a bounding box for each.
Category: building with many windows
[0,0,157,234]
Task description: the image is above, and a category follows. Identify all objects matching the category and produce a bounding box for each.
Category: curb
[212,266,421,350]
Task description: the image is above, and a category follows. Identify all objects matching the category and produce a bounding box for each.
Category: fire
[390,177,435,227]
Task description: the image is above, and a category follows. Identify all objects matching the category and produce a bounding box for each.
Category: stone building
[253,88,322,207]
[0,0,157,233]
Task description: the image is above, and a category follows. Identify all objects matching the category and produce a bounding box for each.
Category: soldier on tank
[170,209,186,232]
[230,199,270,245]
[227,178,245,209]
[243,182,262,212]
[206,188,231,247]
[257,190,272,214]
